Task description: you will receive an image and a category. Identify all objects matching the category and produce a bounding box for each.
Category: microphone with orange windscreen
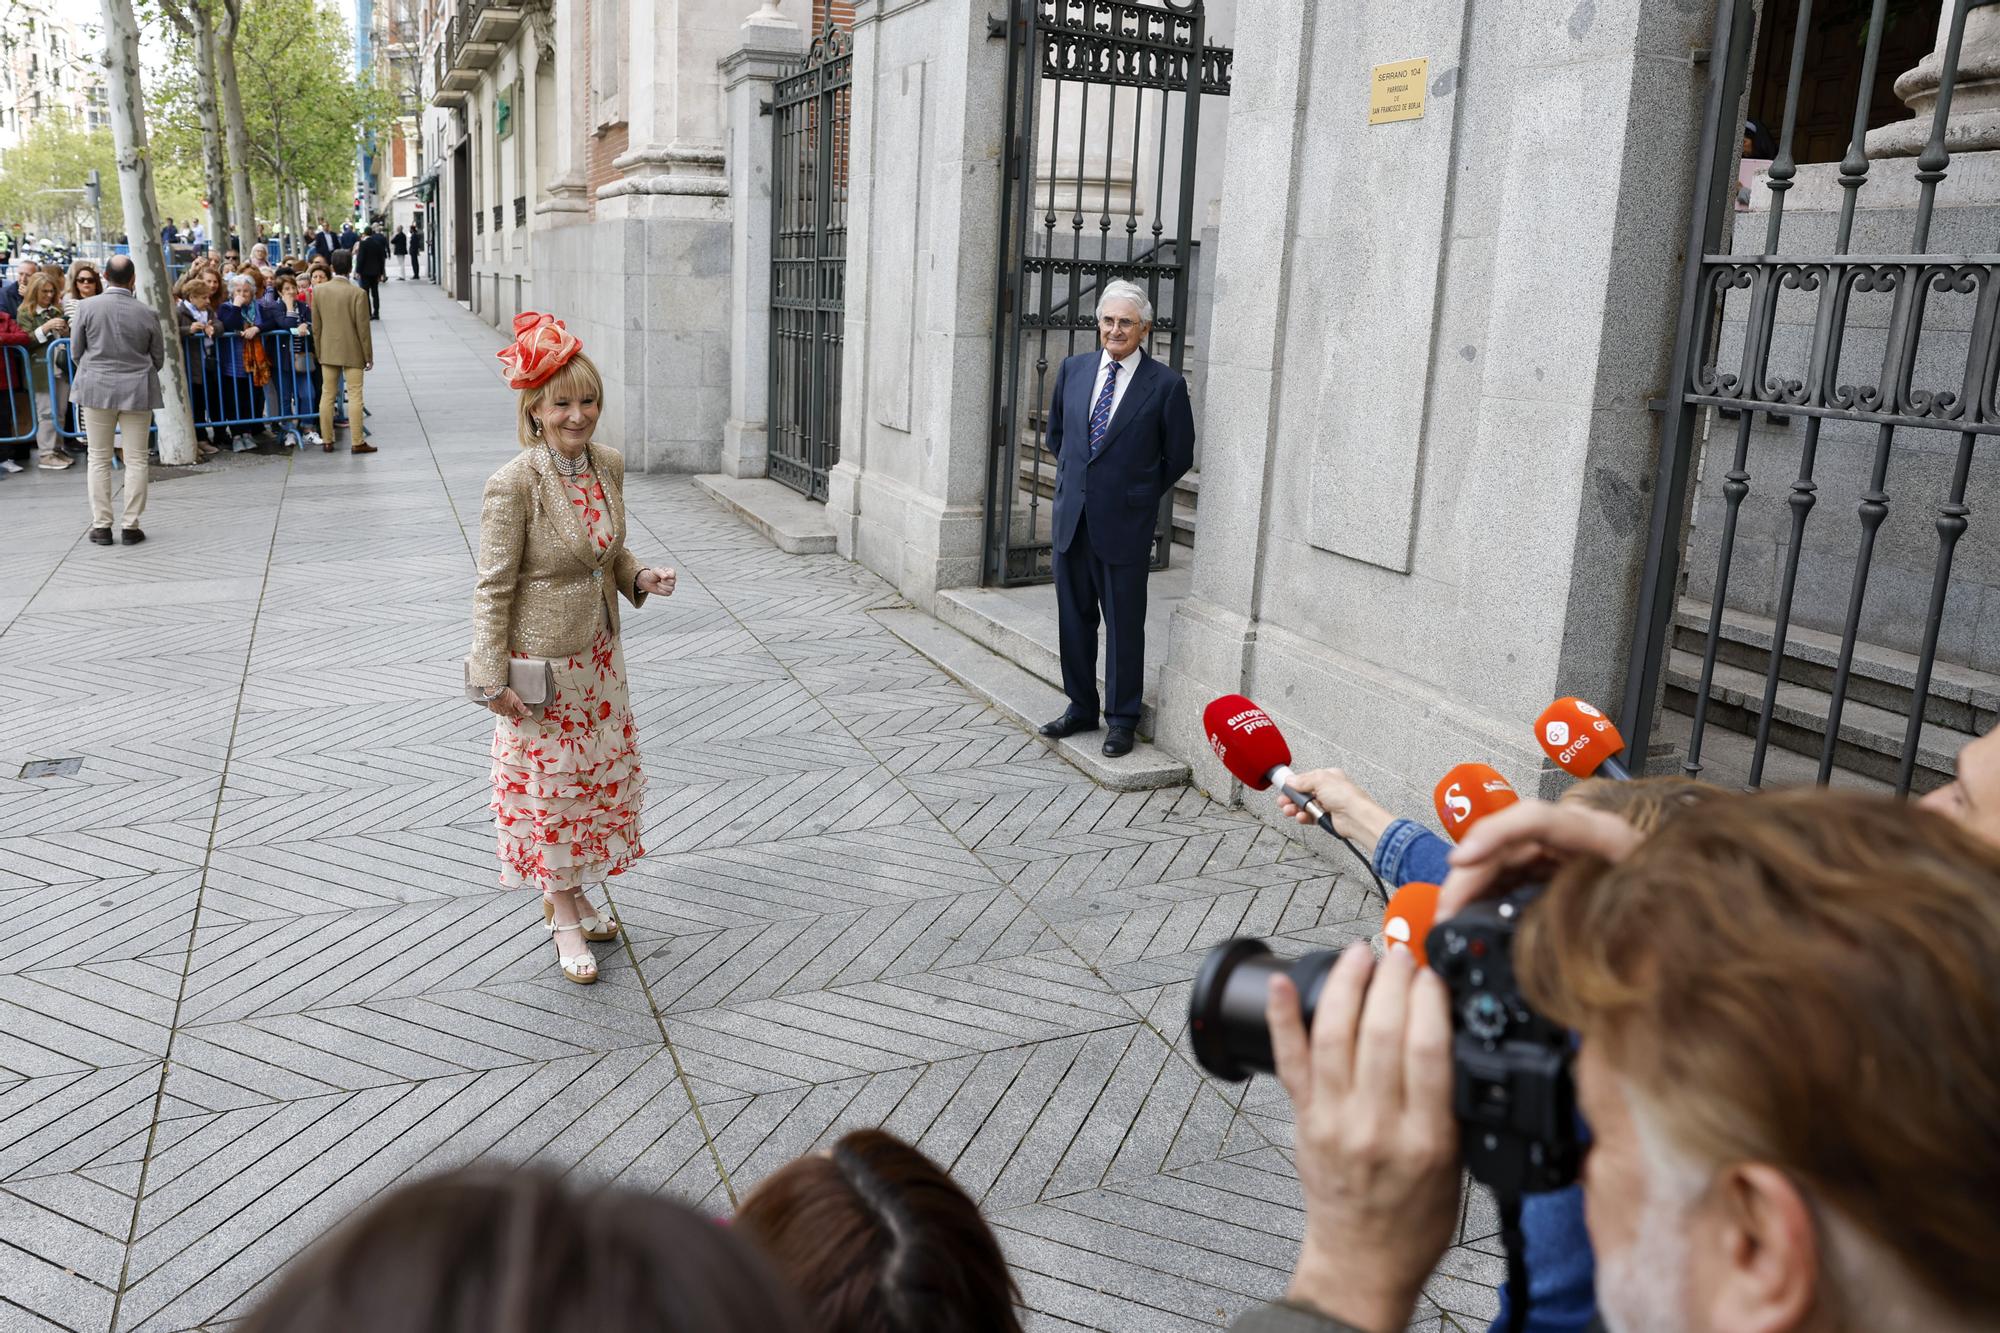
[1432,763,1520,842]
[1380,881,1441,967]
[1534,696,1633,780]
[1203,694,1387,901]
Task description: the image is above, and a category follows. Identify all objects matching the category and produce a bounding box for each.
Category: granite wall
[532,210,733,474]
[1157,0,1716,817]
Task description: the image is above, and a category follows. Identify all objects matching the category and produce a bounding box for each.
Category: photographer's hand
[1276,768,1396,856]
[1437,799,1641,917]
[1266,945,1459,1333]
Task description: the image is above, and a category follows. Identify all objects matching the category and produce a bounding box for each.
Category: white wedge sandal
[573,888,620,942]
[542,897,599,984]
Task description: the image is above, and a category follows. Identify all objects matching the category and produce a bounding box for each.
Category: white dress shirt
[1087,346,1142,439]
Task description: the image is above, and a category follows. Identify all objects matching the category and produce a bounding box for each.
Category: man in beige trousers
[68,255,163,546]
[315,248,374,454]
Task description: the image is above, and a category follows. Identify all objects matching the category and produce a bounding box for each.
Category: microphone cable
[1280,782,1389,905]
[1499,1192,1530,1333]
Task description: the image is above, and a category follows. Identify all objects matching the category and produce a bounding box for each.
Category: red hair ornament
[497,311,583,389]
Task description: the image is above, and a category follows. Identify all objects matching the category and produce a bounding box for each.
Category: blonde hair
[516,352,604,448]
[20,271,57,312]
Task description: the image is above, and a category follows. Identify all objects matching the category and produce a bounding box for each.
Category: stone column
[828,0,1008,608]
[1154,0,1317,802]
[534,0,590,220]
[1867,1,2000,157]
[601,0,732,210]
[719,8,807,478]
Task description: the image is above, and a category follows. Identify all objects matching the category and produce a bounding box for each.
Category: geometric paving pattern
[0,283,1503,1331]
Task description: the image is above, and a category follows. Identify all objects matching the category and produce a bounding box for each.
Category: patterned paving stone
[0,284,1500,1333]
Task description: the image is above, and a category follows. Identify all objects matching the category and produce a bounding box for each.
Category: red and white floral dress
[489,470,646,894]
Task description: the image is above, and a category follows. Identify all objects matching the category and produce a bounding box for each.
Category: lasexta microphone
[1534,697,1632,780]
[1203,695,1386,900]
[1381,881,1441,967]
[1432,763,1520,842]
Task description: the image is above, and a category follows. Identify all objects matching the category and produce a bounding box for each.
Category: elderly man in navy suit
[1038,279,1196,758]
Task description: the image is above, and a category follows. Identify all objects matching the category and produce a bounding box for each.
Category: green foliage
[0,111,201,240]
[149,0,396,228]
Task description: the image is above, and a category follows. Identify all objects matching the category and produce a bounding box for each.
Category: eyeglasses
[1097,316,1143,333]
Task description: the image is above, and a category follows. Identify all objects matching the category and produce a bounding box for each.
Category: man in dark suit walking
[337,221,359,253]
[312,220,337,262]
[1038,280,1196,758]
[355,225,390,319]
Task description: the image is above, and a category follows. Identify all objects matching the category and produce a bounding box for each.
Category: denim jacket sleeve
[1373,818,1455,888]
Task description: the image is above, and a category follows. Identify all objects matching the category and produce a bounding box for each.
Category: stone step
[1651,706,1895,794]
[1671,597,2000,735]
[1663,648,1966,791]
[872,608,1189,792]
[692,474,836,555]
[934,580,1178,739]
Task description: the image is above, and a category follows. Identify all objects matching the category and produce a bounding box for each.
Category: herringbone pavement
[0,282,1504,1331]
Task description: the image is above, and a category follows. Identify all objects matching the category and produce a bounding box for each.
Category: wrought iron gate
[768,27,851,502]
[983,0,1231,585]
[1622,0,1990,794]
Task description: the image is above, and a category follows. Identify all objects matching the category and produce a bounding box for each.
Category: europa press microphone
[1202,695,1387,901]
[1534,696,1633,780]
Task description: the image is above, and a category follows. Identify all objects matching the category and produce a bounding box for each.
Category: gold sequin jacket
[469,443,647,690]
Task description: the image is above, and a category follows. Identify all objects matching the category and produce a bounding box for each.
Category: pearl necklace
[545,443,589,478]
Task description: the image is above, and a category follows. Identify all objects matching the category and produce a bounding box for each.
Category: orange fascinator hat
[497,311,583,390]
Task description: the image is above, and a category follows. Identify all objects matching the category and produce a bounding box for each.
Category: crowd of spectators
[0,240,354,473]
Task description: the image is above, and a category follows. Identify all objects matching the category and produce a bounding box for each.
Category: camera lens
[1188,937,1340,1081]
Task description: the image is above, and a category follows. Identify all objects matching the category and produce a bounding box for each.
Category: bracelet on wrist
[479,684,506,702]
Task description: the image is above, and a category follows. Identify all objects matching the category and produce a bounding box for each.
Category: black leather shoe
[1102,727,1136,758]
[88,527,112,545]
[1039,712,1100,740]
[121,527,146,546]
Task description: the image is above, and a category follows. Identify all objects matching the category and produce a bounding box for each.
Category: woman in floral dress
[469,313,676,983]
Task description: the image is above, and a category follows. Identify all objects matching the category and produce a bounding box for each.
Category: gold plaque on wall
[1369,58,1428,125]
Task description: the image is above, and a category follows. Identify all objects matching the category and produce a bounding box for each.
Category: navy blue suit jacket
[1047,349,1196,565]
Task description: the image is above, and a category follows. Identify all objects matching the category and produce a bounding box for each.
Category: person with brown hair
[234,1167,810,1333]
[1238,788,2000,1333]
[736,1128,1025,1333]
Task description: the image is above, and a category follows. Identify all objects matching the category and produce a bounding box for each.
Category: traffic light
[85,169,100,208]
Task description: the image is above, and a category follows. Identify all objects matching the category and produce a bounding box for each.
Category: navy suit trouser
[1053,511,1149,731]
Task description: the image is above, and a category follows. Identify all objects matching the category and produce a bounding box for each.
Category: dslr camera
[1188,890,1579,1198]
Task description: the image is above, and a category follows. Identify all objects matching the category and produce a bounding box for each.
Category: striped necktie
[1088,360,1120,456]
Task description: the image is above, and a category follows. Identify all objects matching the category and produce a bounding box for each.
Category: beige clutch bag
[464,657,555,717]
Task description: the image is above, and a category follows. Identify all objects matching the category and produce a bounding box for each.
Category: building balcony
[428,44,469,107]
[467,0,522,47]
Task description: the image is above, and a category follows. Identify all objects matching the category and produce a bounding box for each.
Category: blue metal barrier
[48,328,318,445]
[0,344,35,445]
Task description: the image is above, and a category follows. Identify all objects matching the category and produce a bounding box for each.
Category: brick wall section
[578,0,627,216]
[587,124,628,203]
[811,0,855,35]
